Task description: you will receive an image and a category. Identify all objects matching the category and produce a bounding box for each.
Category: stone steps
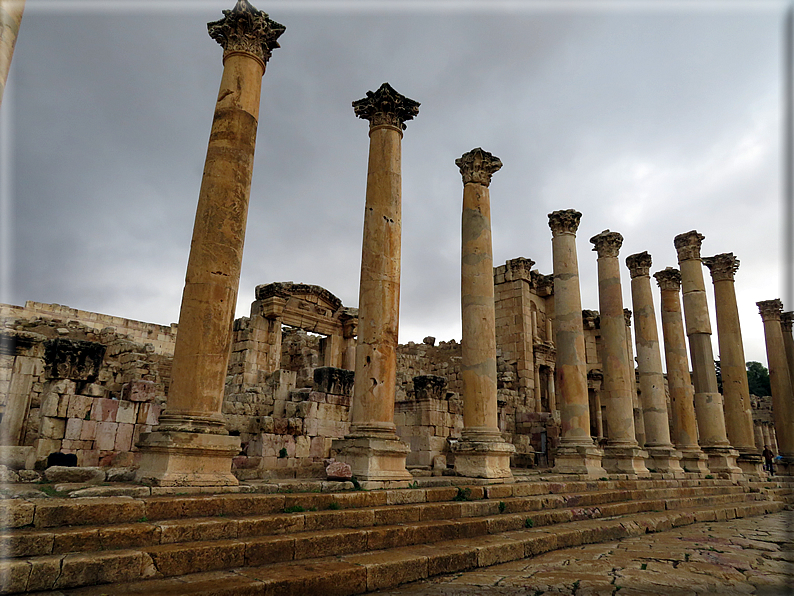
[32,499,786,595]
[0,477,784,594]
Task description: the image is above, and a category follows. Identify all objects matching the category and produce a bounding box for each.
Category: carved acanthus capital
[548,209,582,237]
[626,251,652,278]
[456,148,502,187]
[654,267,681,291]
[673,230,705,262]
[757,299,783,322]
[702,253,740,282]
[208,0,285,66]
[781,311,794,333]
[353,82,420,131]
[623,308,632,327]
[590,230,623,258]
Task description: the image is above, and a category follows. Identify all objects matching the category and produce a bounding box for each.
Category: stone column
[452,148,514,478]
[654,268,710,473]
[547,210,605,476]
[781,312,794,385]
[624,309,645,448]
[761,424,772,454]
[590,231,649,476]
[625,252,684,475]
[757,300,794,467]
[534,364,542,413]
[702,253,763,475]
[753,422,764,451]
[136,0,284,486]
[332,83,419,483]
[674,231,741,476]
[0,0,25,108]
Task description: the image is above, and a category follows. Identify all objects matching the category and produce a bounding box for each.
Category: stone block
[63,417,82,440]
[80,419,97,441]
[95,421,118,451]
[65,395,92,420]
[44,465,105,483]
[121,379,156,402]
[294,528,366,559]
[0,446,35,470]
[41,416,66,440]
[116,400,137,424]
[0,499,35,527]
[115,422,135,451]
[91,398,119,422]
[41,392,68,418]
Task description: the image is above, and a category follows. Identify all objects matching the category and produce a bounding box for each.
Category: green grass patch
[452,487,472,502]
[498,501,507,514]
[283,505,305,513]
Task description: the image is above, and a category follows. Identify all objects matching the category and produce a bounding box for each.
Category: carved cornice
[353,83,420,131]
[673,230,705,262]
[455,148,502,187]
[626,251,652,278]
[208,0,285,66]
[757,299,783,322]
[502,257,535,284]
[582,310,600,329]
[255,282,343,312]
[534,272,554,296]
[548,209,582,236]
[654,267,681,291]
[781,311,794,333]
[702,253,740,282]
[590,230,623,258]
[623,308,632,327]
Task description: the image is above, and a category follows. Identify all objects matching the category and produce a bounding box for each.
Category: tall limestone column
[625,252,683,475]
[590,231,649,476]
[548,210,605,476]
[654,268,710,473]
[674,232,741,476]
[332,83,419,483]
[702,253,763,475]
[452,148,515,478]
[137,0,284,486]
[624,309,645,448]
[781,312,794,381]
[757,299,794,468]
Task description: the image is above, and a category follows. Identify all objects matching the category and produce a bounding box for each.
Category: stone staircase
[1,476,792,595]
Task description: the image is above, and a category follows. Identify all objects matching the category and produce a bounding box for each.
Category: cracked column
[626,252,684,476]
[757,299,794,469]
[590,231,649,476]
[331,83,418,483]
[136,0,284,486]
[674,232,741,476]
[654,268,710,473]
[702,253,763,475]
[452,148,515,478]
[547,210,605,476]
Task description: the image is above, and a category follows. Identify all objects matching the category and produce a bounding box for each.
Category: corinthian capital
[626,251,652,278]
[702,253,740,282]
[757,299,783,322]
[548,209,582,237]
[654,267,681,291]
[208,0,285,66]
[455,148,502,187]
[353,83,420,131]
[673,230,705,262]
[781,311,794,333]
[590,230,623,258]
[623,308,632,326]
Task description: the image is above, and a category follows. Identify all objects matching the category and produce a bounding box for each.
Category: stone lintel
[757,299,783,322]
[590,230,623,258]
[455,147,502,187]
[135,431,240,486]
[702,252,740,282]
[626,251,653,278]
[548,209,582,237]
[674,230,705,262]
[208,0,285,66]
[353,82,420,131]
[654,267,681,291]
[331,436,412,481]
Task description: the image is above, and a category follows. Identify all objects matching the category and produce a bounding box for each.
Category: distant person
[762,445,774,475]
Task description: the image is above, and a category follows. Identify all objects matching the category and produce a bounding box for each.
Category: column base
[603,446,651,477]
[452,438,515,479]
[644,446,686,477]
[702,446,742,478]
[135,431,240,487]
[736,452,764,477]
[331,436,412,482]
[552,444,606,477]
[678,447,711,474]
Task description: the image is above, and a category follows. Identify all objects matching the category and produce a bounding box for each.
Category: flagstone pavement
[373,511,794,596]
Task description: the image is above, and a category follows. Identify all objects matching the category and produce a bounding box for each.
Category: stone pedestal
[626,252,684,476]
[590,231,649,476]
[703,253,763,476]
[654,268,710,474]
[548,210,605,476]
[674,232,741,477]
[137,0,285,486]
[453,148,514,478]
[757,299,794,465]
[332,83,419,482]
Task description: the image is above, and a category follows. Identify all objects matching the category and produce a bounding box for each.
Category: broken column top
[673,230,705,261]
[781,312,794,332]
[548,209,582,236]
[590,229,623,257]
[626,251,652,278]
[654,267,682,291]
[455,148,502,187]
[208,0,285,65]
[702,253,740,282]
[353,82,420,131]
[623,308,632,326]
[757,299,784,321]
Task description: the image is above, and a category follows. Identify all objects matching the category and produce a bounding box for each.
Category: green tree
[746,361,771,397]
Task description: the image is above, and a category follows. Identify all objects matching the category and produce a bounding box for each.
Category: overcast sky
[2,0,788,369]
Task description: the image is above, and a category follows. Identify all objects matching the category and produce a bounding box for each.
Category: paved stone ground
[374,512,794,596]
